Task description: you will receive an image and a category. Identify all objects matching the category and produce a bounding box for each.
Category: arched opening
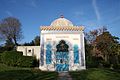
[56,40,69,71]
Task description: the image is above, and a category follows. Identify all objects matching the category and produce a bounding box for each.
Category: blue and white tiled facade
[39,16,86,71]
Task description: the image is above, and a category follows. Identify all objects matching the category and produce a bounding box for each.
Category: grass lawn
[1,63,120,80]
[0,63,58,80]
[69,68,120,80]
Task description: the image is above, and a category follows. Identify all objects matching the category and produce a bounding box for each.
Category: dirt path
[58,72,72,80]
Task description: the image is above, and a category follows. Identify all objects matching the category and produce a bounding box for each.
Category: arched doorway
[56,40,69,71]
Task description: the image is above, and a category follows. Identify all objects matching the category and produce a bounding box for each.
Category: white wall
[40,30,86,71]
[17,46,40,60]
[44,33,81,48]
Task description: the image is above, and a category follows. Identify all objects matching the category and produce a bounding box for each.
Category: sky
[0,0,120,43]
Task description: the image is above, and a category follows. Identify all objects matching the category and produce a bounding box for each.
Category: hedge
[18,56,34,67]
[0,53,2,63]
[1,51,34,67]
[113,64,120,70]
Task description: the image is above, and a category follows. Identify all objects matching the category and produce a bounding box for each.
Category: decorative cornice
[40,26,84,31]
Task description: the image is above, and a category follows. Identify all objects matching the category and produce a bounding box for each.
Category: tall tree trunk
[13,36,18,46]
[104,54,108,62]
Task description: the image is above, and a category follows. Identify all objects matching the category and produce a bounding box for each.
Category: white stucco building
[17,16,86,71]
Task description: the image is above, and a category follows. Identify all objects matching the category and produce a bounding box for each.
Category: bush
[18,56,34,67]
[86,60,98,68]
[86,56,102,68]
[113,64,120,70]
[1,51,23,66]
[1,51,34,67]
[0,53,2,63]
[102,61,111,68]
[32,57,39,67]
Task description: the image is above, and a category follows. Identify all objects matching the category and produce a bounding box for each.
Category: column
[80,31,86,68]
[69,49,74,71]
[40,34,44,66]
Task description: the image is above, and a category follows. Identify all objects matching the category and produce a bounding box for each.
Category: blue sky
[0,0,120,43]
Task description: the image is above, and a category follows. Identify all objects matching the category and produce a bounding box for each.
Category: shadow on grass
[0,69,58,80]
[69,68,120,80]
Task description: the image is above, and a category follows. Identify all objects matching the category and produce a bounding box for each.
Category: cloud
[5,11,13,16]
[92,0,101,21]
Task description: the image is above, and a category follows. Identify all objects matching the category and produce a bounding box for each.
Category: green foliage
[18,56,34,67]
[85,28,120,69]
[113,64,120,70]
[85,40,96,68]
[102,61,111,68]
[32,57,39,67]
[96,32,119,62]
[1,51,22,66]
[34,36,40,46]
[23,36,40,46]
[23,40,35,46]
[86,60,98,68]
[85,39,103,68]
[1,51,34,67]
[0,53,2,63]
[118,55,120,63]
[0,63,31,72]
[0,45,14,53]
[86,56,103,68]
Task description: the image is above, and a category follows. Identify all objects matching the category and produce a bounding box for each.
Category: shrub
[113,64,120,70]
[0,53,2,63]
[87,61,99,68]
[18,56,34,67]
[1,51,34,67]
[102,61,111,68]
[32,57,39,67]
[1,51,23,66]
[86,56,102,68]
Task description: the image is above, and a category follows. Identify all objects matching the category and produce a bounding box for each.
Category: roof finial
[60,15,64,18]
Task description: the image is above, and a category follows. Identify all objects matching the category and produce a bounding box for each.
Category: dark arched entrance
[56,40,69,71]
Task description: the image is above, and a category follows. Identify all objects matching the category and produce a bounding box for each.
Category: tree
[85,26,107,44]
[95,31,119,64]
[85,27,108,59]
[0,17,23,46]
[85,27,120,68]
[85,30,98,44]
[22,36,40,46]
[34,36,40,46]
[23,40,35,46]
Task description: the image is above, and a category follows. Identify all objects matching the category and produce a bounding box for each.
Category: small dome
[50,16,73,27]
